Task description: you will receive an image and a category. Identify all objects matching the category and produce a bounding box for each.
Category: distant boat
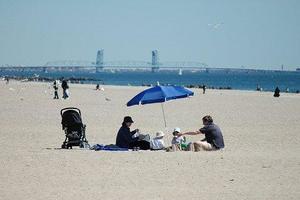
[178,69,182,75]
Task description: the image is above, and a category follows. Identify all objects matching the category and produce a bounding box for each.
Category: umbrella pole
[161,103,167,127]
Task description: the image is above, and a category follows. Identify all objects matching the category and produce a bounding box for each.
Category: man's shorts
[193,141,217,151]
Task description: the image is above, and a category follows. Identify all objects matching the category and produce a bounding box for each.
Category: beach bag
[138,134,150,142]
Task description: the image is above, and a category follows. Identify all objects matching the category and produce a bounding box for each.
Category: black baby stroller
[61,107,90,149]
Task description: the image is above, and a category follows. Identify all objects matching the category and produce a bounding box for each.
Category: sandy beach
[0,80,299,200]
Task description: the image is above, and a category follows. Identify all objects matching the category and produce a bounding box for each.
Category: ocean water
[1,70,300,92]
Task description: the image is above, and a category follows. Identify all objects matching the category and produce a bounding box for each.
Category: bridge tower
[96,49,104,72]
[151,50,159,72]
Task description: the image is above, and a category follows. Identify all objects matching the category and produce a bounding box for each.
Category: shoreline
[2,75,300,94]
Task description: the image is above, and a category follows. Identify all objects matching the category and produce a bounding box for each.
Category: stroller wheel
[61,143,67,149]
[79,143,84,148]
[80,141,90,149]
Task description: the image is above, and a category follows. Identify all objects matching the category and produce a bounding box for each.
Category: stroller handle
[60,107,81,117]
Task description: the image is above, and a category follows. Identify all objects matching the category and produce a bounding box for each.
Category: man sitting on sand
[178,115,224,151]
[116,116,150,150]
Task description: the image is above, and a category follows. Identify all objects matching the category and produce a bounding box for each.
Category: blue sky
[0,0,299,70]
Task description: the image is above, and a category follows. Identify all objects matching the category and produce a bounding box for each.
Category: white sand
[0,80,300,200]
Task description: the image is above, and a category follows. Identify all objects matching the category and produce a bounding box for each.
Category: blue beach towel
[90,144,128,151]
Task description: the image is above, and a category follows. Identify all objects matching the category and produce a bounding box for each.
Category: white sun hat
[173,127,181,133]
[156,131,165,138]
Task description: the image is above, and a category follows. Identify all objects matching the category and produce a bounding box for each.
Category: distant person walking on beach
[178,115,224,151]
[274,86,280,97]
[256,84,263,91]
[61,79,69,99]
[53,80,59,99]
[203,85,206,94]
[5,77,9,84]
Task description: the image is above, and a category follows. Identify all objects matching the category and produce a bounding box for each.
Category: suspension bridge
[0,50,208,73]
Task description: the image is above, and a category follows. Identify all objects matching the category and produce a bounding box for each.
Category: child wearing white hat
[150,131,165,150]
[171,127,185,144]
[171,127,188,150]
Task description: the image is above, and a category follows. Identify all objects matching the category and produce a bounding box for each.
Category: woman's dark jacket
[116,124,138,148]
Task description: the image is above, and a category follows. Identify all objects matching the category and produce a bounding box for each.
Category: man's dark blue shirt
[200,123,225,149]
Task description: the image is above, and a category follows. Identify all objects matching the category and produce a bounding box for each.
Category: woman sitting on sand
[116,116,150,150]
[178,115,224,151]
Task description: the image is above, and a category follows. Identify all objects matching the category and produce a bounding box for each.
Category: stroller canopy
[61,110,83,130]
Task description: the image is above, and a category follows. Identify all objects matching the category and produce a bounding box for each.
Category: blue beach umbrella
[127,85,194,127]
